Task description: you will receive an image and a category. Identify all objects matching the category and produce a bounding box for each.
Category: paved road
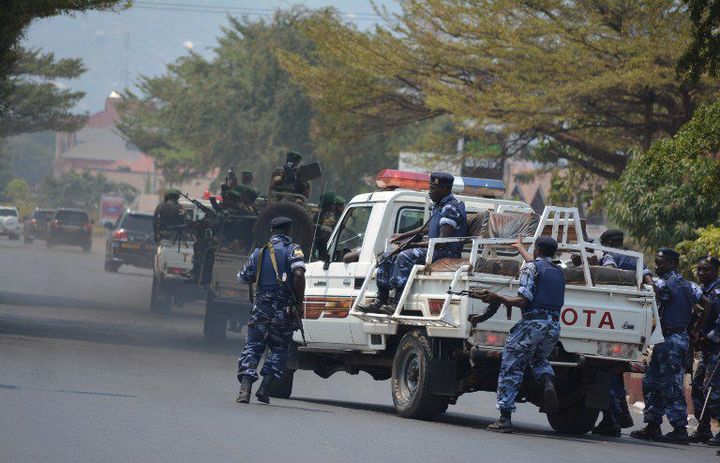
[0,238,715,462]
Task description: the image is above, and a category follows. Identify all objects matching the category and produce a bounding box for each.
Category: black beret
[657,247,680,261]
[430,172,454,187]
[286,151,302,163]
[535,235,558,255]
[599,229,624,244]
[270,216,293,229]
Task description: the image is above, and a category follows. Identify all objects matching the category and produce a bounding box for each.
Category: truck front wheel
[546,400,599,435]
[391,330,449,420]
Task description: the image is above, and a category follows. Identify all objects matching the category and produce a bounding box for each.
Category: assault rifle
[178,192,215,217]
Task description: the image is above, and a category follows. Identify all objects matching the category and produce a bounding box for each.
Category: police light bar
[376,169,506,198]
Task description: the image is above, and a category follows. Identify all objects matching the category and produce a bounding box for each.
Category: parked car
[104,210,155,272]
[0,206,21,240]
[47,208,93,252]
[23,208,55,243]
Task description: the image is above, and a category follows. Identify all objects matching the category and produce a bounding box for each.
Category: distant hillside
[21,0,389,113]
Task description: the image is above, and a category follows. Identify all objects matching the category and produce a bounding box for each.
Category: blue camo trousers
[377,248,454,292]
[496,318,560,413]
[691,348,720,421]
[237,292,295,382]
[643,332,689,427]
[607,373,628,420]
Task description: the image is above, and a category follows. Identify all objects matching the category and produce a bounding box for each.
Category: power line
[132,1,383,21]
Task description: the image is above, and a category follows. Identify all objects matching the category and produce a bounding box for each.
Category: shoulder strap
[254,244,270,285]
[267,241,283,283]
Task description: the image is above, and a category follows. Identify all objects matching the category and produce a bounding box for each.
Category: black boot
[592,410,621,437]
[689,417,712,443]
[236,375,253,404]
[630,423,662,441]
[618,396,634,428]
[357,289,393,315]
[255,375,274,404]
[656,426,689,445]
[707,433,720,447]
[540,373,559,413]
[487,410,513,433]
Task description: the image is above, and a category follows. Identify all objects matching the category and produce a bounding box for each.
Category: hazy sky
[22,1,396,113]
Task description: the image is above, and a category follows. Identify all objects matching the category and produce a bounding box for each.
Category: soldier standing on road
[358,172,467,314]
[690,256,720,445]
[630,248,710,444]
[152,189,184,242]
[236,216,306,404]
[471,236,563,433]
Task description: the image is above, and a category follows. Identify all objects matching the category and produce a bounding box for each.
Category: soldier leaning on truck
[235,216,306,405]
[630,247,711,445]
[471,236,564,433]
[690,256,720,445]
[358,172,467,315]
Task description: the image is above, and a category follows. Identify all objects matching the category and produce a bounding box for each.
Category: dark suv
[24,208,55,243]
[104,210,155,272]
[47,208,93,252]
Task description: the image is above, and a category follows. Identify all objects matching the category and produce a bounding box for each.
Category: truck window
[329,205,372,262]
[395,207,424,234]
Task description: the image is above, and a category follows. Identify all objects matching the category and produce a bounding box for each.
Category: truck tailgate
[211,251,250,301]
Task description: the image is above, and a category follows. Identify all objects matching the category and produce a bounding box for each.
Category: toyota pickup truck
[281,170,660,435]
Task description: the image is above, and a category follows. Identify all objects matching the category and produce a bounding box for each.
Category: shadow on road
[292,396,692,452]
[0,290,129,312]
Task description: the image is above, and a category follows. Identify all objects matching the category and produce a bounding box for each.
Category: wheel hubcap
[399,352,420,401]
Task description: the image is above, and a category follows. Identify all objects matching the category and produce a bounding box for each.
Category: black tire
[254,201,314,254]
[203,292,228,342]
[268,369,295,399]
[546,400,600,435]
[391,330,449,420]
[104,260,121,273]
[150,276,172,313]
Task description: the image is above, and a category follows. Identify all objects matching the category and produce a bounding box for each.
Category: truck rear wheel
[204,293,228,342]
[268,369,295,399]
[391,330,449,420]
[546,400,599,435]
[150,276,171,313]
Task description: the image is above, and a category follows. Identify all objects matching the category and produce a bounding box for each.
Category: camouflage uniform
[496,257,564,413]
[236,234,305,381]
[691,278,720,421]
[376,193,467,293]
[642,271,702,428]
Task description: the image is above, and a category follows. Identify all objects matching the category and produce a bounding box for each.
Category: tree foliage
[37,170,138,217]
[606,99,720,249]
[3,178,33,217]
[280,1,720,180]
[678,0,720,81]
[677,225,720,277]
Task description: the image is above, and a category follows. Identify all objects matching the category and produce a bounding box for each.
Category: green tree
[281,1,720,180]
[678,0,720,81]
[3,177,34,217]
[37,171,138,217]
[677,226,720,277]
[606,99,720,249]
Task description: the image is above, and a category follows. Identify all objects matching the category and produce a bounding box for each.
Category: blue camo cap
[270,216,293,229]
[535,235,558,255]
[657,247,680,261]
[430,172,454,187]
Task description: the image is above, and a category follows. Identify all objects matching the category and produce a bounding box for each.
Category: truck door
[302,204,374,346]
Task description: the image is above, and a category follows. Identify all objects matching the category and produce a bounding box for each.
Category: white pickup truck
[283,173,661,435]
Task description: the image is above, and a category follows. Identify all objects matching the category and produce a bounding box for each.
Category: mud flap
[430,359,458,396]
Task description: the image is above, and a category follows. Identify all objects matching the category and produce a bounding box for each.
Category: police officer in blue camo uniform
[690,256,720,445]
[473,235,564,433]
[591,229,652,436]
[358,172,467,315]
[630,247,710,444]
[235,216,306,404]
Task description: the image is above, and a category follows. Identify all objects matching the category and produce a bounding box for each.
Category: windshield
[330,205,373,262]
[35,211,55,222]
[121,214,154,233]
[0,209,18,217]
[55,211,89,224]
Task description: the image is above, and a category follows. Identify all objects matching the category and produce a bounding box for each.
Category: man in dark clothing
[358,172,467,315]
[472,236,564,433]
[630,248,711,444]
[269,151,310,198]
[152,189,184,242]
[690,256,720,445]
[236,216,306,404]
